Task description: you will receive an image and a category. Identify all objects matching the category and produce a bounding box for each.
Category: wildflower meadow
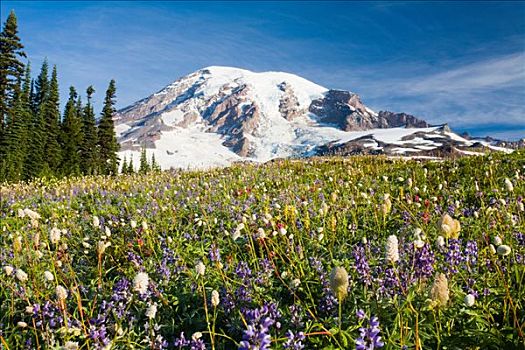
[1,152,524,349]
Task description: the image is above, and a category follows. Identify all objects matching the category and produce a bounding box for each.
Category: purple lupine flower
[190,339,206,350]
[356,315,384,350]
[411,243,435,280]
[289,304,304,329]
[443,239,464,274]
[235,261,252,280]
[356,309,366,320]
[238,321,273,350]
[318,287,338,315]
[239,303,281,349]
[353,244,371,286]
[309,257,328,287]
[283,330,305,350]
[464,240,478,269]
[127,251,143,267]
[209,243,221,262]
[514,232,525,246]
[173,332,190,348]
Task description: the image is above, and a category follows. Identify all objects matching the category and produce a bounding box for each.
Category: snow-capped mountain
[115,66,513,169]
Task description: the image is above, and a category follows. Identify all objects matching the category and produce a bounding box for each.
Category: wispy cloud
[300,53,525,133]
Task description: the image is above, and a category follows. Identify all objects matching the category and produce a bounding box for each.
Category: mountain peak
[114,67,511,169]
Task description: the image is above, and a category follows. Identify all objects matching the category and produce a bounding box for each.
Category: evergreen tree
[32,59,48,116]
[120,156,128,174]
[151,153,160,172]
[41,65,61,176]
[60,86,83,176]
[97,79,119,175]
[24,62,48,179]
[0,10,26,135]
[0,77,30,181]
[139,147,150,174]
[80,85,98,175]
[127,156,134,174]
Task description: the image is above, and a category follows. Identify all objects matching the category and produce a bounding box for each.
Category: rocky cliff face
[308,90,428,131]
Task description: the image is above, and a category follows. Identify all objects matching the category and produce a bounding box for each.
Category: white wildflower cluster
[145,302,158,319]
[56,285,68,301]
[133,272,150,294]
[195,261,206,276]
[50,227,62,245]
[413,228,425,249]
[211,290,220,307]
[385,235,399,263]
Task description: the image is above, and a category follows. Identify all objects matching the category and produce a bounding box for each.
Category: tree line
[0,10,120,182]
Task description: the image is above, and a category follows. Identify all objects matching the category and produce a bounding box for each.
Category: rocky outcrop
[278,82,304,121]
[309,90,380,131]
[119,116,173,151]
[116,70,206,124]
[309,90,430,131]
[377,111,429,128]
[203,85,261,157]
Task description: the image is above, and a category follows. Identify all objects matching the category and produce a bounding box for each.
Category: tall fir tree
[127,155,134,174]
[24,61,48,179]
[0,10,26,136]
[151,153,160,172]
[60,86,83,176]
[0,10,26,180]
[32,59,48,116]
[41,65,61,177]
[139,147,150,174]
[97,79,119,175]
[0,76,30,181]
[120,156,127,174]
[80,85,98,175]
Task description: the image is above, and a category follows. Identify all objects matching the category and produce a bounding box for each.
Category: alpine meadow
[1,2,525,350]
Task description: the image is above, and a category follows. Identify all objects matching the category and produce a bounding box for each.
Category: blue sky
[2,1,524,139]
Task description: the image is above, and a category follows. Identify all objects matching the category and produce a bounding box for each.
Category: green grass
[1,152,524,349]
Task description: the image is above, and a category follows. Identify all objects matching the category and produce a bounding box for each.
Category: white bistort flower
[145,302,157,319]
[44,270,54,281]
[16,269,28,282]
[133,272,150,294]
[4,265,14,276]
[92,215,100,228]
[211,290,220,307]
[497,245,512,256]
[385,235,400,263]
[63,341,80,350]
[56,285,68,300]
[504,178,514,192]
[195,261,206,276]
[23,208,41,220]
[50,227,61,244]
[464,294,475,307]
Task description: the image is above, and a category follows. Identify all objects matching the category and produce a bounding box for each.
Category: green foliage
[80,85,99,175]
[41,65,62,176]
[1,151,524,349]
[0,14,119,182]
[0,9,26,131]
[97,79,119,175]
[139,147,150,174]
[60,86,83,176]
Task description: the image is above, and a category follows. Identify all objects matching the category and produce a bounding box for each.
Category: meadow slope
[1,152,524,349]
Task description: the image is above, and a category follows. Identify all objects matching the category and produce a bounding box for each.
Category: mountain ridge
[114,66,515,169]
